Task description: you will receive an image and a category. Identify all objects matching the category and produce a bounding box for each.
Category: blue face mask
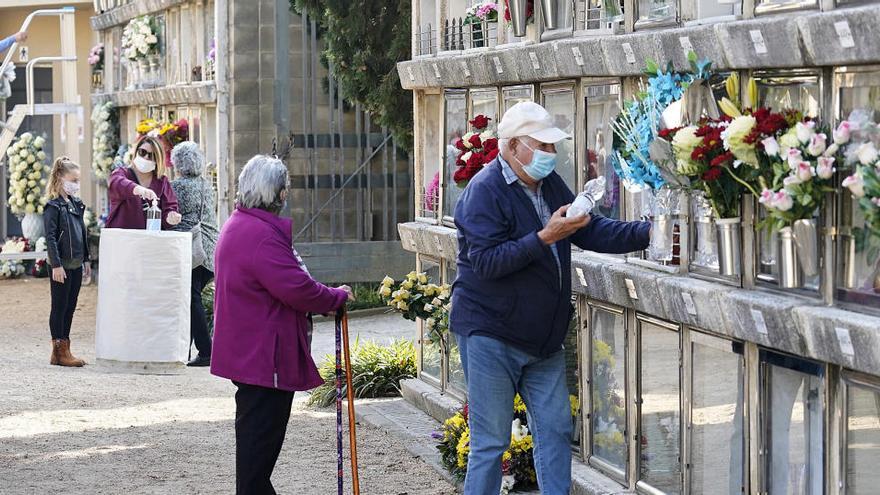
[516,141,557,181]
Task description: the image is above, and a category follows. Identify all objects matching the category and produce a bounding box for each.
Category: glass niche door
[584,301,629,483]
[687,332,746,495]
[417,255,443,385]
[753,72,823,291]
[759,350,825,495]
[442,90,468,224]
[584,81,622,221]
[835,67,880,310]
[842,372,880,495]
[502,84,534,113]
[637,315,682,495]
[541,83,578,192]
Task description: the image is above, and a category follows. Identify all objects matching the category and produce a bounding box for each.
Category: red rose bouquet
[452,115,498,188]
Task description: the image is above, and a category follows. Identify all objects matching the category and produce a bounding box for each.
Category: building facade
[398,0,880,493]
[84,0,413,281]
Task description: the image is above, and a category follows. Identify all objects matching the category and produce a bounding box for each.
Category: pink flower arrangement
[88,43,104,70]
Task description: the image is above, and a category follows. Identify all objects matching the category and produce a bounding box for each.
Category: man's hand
[83,262,92,281]
[14,32,27,43]
[538,205,591,245]
[52,266,66,284]
[166,211,182,226]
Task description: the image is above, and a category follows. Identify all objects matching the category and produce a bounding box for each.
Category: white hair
[236,155,289,212]
[171,141,205,177]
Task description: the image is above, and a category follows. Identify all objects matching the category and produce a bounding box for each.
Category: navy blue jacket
[451,160,651,357]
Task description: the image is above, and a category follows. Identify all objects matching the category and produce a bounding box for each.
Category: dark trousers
[49,266,82,340]
[191,266,214,356]
[234,381,295,495]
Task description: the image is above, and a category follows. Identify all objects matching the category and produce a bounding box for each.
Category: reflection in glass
[846,382,880,494]
[696,0,739,20]
[756,75,820,118]
[421,94,444,218]
[585,84,622,220]
[837,81,880,306]
[590,308,626,469]
[542,88,577,190]
[447,331,466,392]
[470,88,499,129]
[757,0,816,7]
[638,0,676,22]
[765,356,824,495]
[691,192,719,269]
[419,257,443,381]
[503,85,534,113]
[639,321,681,494]
[443,91,468,219]
[564,312,580,447]
[690,335,744,495]
[580,0,624,31]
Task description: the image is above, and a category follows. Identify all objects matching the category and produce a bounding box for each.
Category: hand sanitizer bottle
[146,199,162,231]
[566,176,606,218]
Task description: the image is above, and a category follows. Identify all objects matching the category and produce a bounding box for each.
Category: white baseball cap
[497,101,571,144]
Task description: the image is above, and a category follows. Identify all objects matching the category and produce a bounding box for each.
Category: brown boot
[50,339,62,365]
[56,339,85,367]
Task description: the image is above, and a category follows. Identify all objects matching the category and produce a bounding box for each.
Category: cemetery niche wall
[399,0,880,493]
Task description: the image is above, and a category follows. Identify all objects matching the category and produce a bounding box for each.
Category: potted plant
[464,1,498,48]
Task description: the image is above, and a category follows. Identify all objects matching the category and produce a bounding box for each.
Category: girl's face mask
[62,179,80,197]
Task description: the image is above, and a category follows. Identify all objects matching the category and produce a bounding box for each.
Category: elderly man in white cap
[450,101,651,494]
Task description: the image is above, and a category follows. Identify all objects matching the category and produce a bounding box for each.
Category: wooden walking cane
[335,310,360,495]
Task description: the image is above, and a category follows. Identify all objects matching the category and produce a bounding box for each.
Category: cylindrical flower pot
[778,226,803,289]
[792,218,819,277]
[648,214,674,262]
[540,0,557,29]
[715,217,741,277]
[509,0,529,37]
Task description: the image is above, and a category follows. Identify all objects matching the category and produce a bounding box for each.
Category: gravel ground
[0,277,453,494]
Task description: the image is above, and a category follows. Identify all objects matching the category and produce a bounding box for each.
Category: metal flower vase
[509,0,529,37]
[540,0,557,29]
[648,214,674,262]
[715,217,741,277]
[792,219,819,277]
[778,227,803,289]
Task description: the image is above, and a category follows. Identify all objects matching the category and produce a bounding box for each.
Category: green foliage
[307,339,417,407]
[202,281,215,335]
[291,0,413,151]
[346,282,386,311]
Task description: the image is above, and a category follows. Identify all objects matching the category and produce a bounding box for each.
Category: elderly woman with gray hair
[210,154,354,494]
[170,142,219,367]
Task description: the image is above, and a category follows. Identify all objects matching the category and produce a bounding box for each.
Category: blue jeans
[458,333,572,495]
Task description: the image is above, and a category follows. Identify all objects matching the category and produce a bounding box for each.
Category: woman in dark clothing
[43,157,90,367]
[170,142,219,367]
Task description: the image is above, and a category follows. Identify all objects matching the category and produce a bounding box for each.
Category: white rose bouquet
[121,16,159,62]
[91,101,119,180]
[6,132,48,217]
[0,237,28,279]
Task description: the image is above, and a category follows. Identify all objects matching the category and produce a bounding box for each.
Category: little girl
[43,157,91,367]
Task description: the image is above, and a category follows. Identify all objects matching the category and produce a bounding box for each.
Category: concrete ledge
[400,378,461,424]
[398,222,458,259]
[91,0,191,31]
[91,82,217,108]
[397,6,880,89]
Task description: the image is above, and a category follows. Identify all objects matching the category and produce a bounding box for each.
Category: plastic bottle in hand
[566,177,606,218]
[146,199,162,231]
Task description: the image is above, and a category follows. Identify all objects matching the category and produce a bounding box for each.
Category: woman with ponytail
[43,157,90,367]
[106,135,181,229]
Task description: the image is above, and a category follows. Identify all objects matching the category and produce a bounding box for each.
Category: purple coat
[106,167,179,230]
[210,207,348,391]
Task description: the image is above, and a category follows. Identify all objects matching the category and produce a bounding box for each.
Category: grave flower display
[121,16,159,62]
[452,115,498,188]
[378,272,451,346]
[91,101,119,181]
[6,132,48,218]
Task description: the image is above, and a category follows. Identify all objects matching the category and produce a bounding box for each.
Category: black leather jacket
[44,196,90,269]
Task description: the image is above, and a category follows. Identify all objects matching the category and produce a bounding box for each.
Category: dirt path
[0,278,454,494]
